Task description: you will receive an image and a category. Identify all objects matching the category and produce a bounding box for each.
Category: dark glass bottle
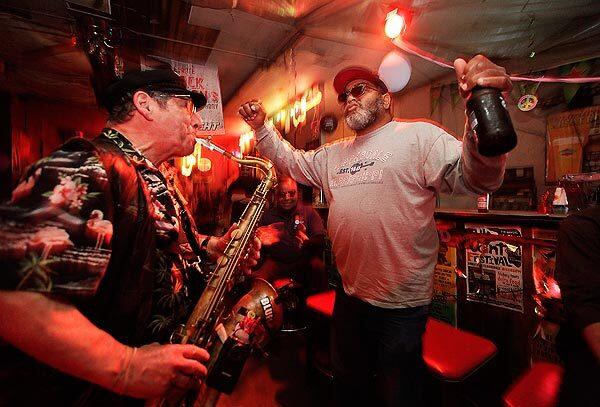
[466,87,518,157]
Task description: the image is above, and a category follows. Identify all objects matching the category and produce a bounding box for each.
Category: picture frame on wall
[545,106,600,183]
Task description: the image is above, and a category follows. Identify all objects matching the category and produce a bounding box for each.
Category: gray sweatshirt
[256,119,506,308]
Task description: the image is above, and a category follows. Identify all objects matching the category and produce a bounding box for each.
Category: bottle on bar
[477,193,490,213]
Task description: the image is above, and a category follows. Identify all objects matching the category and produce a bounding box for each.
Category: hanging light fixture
[384,8,411,39]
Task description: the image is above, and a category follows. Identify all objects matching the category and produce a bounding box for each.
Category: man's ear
[383,93,392,110]
[132,90,154,121]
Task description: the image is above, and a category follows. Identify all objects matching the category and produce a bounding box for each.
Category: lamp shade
[378,50,412,93]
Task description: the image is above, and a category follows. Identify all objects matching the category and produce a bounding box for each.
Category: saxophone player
[0,69,260,405]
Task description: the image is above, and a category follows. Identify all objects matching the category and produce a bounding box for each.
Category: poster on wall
[432,220,458,326]
[465,224,524,313]
[142,56,225,135]
[432,264,457,326]
[546,106,600,182]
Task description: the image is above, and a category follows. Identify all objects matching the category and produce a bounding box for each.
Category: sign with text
[432,220,458,325]
[142,57,225,135]
[465,224,524,312]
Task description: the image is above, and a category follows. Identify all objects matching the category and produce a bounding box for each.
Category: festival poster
[142,56,225,135]
[465,224,524,312]
[432,220,458,325]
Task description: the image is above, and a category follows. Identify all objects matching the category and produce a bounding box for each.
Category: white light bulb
[385,11,405,39]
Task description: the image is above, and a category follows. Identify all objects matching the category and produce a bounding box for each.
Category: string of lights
[385,8,600,84]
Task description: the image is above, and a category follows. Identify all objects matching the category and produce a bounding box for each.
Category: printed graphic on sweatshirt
[331,148,393,189]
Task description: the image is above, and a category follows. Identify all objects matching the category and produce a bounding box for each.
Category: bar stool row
[305,290,563,407]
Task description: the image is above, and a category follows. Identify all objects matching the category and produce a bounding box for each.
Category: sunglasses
[170,94,198,115]
[337,83,381,104]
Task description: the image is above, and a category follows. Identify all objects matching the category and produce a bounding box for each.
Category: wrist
[255,121,273,140]
[112,345,136,395]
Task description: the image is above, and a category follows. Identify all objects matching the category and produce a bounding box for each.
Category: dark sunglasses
[337,83,380,104]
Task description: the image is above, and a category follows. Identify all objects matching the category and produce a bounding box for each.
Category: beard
[344,97,385,131]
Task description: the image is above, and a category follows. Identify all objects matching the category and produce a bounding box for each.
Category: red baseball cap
[333,66,389,94]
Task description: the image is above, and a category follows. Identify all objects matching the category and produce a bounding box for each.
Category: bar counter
[435,208,566,227]
[432,208,566,394]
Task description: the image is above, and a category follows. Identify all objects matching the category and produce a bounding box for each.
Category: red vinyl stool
[305,289,335,318]
[273,278,293,290]
[502,362,563,407]
[304,292,499,404]
[423,318,497,406]
[423,318,498,381]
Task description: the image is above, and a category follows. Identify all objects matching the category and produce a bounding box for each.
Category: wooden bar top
[434,208,567,227]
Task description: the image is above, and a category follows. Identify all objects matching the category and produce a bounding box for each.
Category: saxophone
[154,138,281,407]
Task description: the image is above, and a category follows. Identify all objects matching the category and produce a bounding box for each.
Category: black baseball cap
[102,69,207,111]
[333,66,388,94]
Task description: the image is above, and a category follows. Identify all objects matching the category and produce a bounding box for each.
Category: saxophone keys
[170,324,186,344]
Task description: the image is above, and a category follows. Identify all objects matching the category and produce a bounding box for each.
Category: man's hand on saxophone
[203,223,262,274]
[113,343,209,401]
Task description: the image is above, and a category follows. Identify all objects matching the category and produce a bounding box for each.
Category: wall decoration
[267,84,322,135]
[465,224,524,313]
[432,220,459,326]
[546,106,600,182]
[517,94,538,111]
[319,114,338,134]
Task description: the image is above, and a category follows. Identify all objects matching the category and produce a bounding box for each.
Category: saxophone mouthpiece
[196,138,227,155]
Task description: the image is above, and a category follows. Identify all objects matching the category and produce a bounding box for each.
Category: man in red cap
[240,55,511,406]
[0,69,260,405]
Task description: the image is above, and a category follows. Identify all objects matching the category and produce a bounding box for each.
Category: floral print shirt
[0,128,203,343]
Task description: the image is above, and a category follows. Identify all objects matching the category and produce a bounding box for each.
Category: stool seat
[306,290,335,318]
[503,362,563,407]
[423,318,497,381]
[273,277,294,290]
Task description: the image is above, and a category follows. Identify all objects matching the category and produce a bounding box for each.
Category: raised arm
[423,123,506,195]
[454,55,512,193]
[424,55,511,195]
[239,100,328,190]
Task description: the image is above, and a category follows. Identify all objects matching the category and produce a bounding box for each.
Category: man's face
[340,79,386,131]
[276,179,298,211]
[151,94,202,157]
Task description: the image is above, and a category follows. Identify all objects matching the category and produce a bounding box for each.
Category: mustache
[344,101,361,114]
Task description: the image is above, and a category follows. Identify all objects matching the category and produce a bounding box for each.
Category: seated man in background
[255,177,328,293]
